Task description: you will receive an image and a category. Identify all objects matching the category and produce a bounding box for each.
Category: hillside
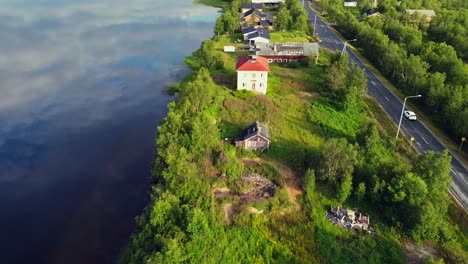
[120,1,467,263]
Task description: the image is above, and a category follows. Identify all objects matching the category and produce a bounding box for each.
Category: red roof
[236,56,270,72]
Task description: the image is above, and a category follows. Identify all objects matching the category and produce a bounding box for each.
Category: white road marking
[384,96,389,101]
[421,136,429,144]
[371,81,376,86]
[335,40,338,44]
[451,168,460,177]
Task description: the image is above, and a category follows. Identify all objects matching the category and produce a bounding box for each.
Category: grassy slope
[206,33,405,263]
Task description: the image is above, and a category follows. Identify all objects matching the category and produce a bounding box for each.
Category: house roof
[404,9,436,17]
[258,20,272,27]
[241,3,263,10]
[242,26,257,35]
[247,28,270,40]
[255,42,320,57]
[243,8,268,19]
[236,56,270,71]
[236,121,271,142]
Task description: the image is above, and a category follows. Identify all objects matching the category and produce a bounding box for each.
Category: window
[267,59,273,63]
[242,83,246,87]
[260,73,263,77]
[259,83,262,87]
[278,59,282,63]
[250,141,257,147]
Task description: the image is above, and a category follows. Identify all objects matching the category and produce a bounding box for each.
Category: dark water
[0,1,218,263]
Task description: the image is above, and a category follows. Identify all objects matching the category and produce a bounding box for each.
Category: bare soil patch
[223,203,234,224]
[276,162,302,205]
[237,173,276,200]
[242,157,303,205]
[402,241,439,264]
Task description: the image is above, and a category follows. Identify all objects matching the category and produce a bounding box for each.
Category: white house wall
[250,36,269,44]
[237,71,268,94]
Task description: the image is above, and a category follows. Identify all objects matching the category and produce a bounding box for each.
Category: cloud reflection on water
[0,0,218,263]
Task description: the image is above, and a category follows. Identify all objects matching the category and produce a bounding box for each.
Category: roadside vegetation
[316,0,468,154]
[121,0,467,263]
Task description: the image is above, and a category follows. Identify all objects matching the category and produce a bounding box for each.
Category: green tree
[214,16,224,36]
[223,10,238,33]
[355,182,366,202]
[199,40,224,69]
[318,138,358,183]
[274,6,291,31]
[338,174,353,202]
[424,72,447,110]
[304,169,316,204]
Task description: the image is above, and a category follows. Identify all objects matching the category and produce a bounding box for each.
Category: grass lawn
[270,31,313,42]
[194,0,229,8]
[182,30,412,263]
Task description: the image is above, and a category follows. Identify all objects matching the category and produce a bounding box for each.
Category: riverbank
[120,1,467,263]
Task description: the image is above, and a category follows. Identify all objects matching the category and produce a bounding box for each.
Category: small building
[224,46,236,53]
[241,8,274,29]
[344,0,358,7]
[235,121,271,151]
[252,0,284,5]
[240,3,263,13]
[242,27,271,45]
[236,55,270,94]
[242,28,270,46]
[255,42,320,63]
[404,9,436,22]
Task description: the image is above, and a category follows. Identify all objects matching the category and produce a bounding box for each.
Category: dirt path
[276,163,302,206]
[402,241,439,264]
[223,203,234,224]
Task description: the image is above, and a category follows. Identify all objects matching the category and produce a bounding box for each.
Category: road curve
[302,2,468,209]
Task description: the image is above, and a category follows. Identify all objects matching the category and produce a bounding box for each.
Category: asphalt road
[303,3,468,209]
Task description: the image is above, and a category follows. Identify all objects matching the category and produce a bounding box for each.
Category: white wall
[237,70,268,94]
[344,1,357,7]
[250,36,269,44]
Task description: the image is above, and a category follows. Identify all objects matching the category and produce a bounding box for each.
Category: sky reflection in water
[0,0,218,263]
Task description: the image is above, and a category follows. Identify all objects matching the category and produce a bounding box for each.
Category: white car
[403,110,417,121]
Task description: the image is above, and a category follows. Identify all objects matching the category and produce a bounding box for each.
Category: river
[0,1,219,263]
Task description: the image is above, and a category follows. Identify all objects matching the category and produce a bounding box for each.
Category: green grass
[307,99,367,141]
[344,6,361,17]
[269,31,313,42]
[188,34,406,263]
[193,0,229,8]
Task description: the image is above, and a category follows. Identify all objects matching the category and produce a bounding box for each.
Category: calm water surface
[0,1,218,263]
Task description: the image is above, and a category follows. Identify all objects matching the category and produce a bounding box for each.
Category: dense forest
[319,0,468,139]
[120,0,467,263]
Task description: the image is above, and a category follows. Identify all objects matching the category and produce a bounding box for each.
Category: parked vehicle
[242,45,255,52]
